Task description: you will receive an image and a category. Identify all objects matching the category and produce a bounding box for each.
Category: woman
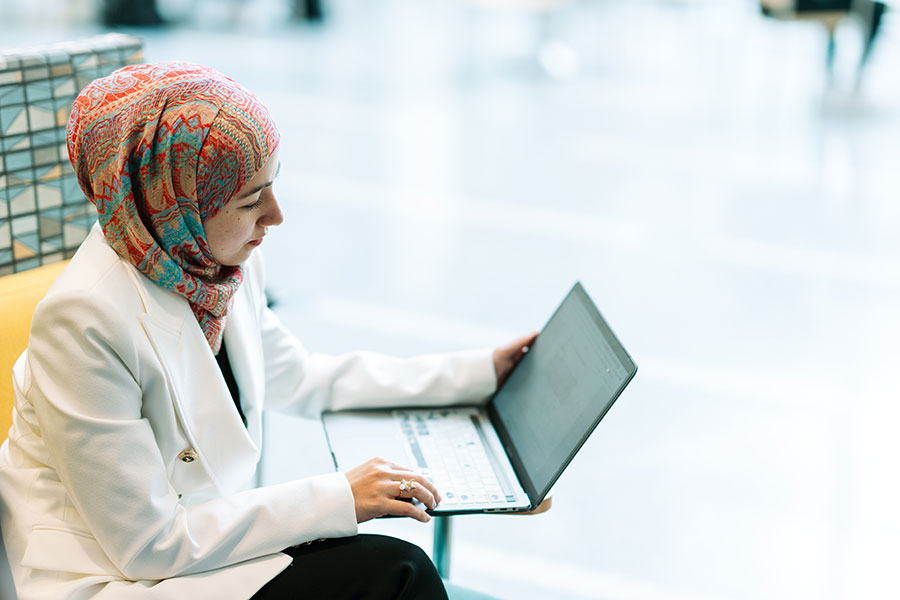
[0,62,535,599]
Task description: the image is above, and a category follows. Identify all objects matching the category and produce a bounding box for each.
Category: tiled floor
[3,0,900,598]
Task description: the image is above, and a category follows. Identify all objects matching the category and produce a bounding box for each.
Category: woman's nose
[260,194,284,227]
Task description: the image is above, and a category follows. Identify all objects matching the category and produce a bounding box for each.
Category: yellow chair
[0,261,69,442]
[1,261,68,600]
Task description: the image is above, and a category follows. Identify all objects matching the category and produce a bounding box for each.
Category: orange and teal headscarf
[66,62,280,353]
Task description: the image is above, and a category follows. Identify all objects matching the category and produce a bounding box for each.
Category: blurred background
[3,0,900,598]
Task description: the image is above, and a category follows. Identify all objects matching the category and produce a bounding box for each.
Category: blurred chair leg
[293,0,325,22]
[825,29,837,78]
[433,516,452,579]
[859,1,886,67]
[853,0,886,90]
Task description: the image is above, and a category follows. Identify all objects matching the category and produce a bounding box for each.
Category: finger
[406,481,437,510]
[502,332,537,359]
[381,460,418,474]
[499,334,536,370]
[395,470,439,498]
[417,476,441,506]
[390,473,441,507]
[378,461,443,506]
[399,472,441,505]
[387,498,431,523]
[512,331,538,352]
[381,465,430,488]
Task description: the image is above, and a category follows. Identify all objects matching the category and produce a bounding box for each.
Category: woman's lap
[250,534,448,600]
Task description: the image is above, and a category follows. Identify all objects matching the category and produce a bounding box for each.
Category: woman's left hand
[493,332,538,388]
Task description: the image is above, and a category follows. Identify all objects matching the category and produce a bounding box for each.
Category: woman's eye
[243,197,263,211]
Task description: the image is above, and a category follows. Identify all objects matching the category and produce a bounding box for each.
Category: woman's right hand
[344,457,441,524]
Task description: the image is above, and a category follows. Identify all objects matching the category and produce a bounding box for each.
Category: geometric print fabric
[0,33,143,275]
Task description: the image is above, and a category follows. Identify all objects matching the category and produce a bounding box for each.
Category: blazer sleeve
[243,248,497,417]
[260,304,498,417]
[251,258,499,418]
[25,289,357,582]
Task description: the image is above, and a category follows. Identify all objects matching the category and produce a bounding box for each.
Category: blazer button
[178,448,198,463]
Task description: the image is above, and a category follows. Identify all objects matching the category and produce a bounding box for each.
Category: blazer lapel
[222,281,265,448]
[136,275,261,495]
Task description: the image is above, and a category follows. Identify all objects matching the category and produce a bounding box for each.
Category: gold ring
[399,479,417,495]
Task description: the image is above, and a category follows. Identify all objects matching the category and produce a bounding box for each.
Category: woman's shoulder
[35,225,145,324]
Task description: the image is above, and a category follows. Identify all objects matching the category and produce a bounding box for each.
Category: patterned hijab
[66,62,280,354]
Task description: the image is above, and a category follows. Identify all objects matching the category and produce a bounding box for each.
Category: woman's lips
[249,237,263,247]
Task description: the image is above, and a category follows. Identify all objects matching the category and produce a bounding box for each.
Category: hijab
[66,62,280,354]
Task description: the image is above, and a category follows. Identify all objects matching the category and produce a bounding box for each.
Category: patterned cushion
[0,34,143,275]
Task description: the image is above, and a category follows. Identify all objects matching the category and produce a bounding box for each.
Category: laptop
[321,282,638,515]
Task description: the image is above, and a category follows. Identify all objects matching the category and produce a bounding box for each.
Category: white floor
[4,0,900,598]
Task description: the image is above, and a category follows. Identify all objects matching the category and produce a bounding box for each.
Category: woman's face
[204,147,283,266]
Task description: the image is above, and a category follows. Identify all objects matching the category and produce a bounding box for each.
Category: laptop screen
[490,282,637,503]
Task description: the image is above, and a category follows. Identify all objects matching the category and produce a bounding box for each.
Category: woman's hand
[493,332,538,388]
[344,457,441,524]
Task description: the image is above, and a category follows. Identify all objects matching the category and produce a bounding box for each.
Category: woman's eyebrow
[237,162,281,199]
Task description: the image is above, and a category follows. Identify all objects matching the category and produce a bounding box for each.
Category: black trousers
[251,535,449,600]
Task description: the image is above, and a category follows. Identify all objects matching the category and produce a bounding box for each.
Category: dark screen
[492,283,636,500]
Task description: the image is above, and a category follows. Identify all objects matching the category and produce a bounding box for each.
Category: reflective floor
[3,0,900,598]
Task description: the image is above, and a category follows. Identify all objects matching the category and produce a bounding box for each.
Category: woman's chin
[213,248,254,267]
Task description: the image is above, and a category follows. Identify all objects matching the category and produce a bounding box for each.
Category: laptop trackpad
[323,412,410,472]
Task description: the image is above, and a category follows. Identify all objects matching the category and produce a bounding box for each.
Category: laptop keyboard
[395,410,516,506]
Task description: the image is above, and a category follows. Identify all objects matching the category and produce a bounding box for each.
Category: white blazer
[0,225,497,600]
